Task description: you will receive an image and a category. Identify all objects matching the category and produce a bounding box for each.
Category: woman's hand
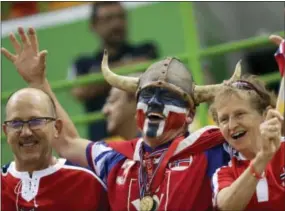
[257,109,283,162]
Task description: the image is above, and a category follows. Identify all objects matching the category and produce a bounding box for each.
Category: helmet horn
[101,50,139,93]
[193,60,242,104]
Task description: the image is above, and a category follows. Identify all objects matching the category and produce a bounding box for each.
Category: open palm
[1,27,47,85]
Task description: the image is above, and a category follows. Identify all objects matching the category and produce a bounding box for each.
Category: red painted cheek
[136,110,146,130]
[136,109,187,134]
[163,112,187,133]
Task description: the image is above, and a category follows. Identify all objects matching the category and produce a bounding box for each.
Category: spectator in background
[68,2,158,141]
[8,2,39,19]
[102,73,142,142]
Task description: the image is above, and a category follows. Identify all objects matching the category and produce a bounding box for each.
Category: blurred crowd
[1,2,86,20]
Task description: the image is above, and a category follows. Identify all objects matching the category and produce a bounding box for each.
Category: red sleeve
[212,164,235,206]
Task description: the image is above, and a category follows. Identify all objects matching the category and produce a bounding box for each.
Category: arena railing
[1,2,284,140]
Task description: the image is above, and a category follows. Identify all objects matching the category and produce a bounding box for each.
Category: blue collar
[142,141,172,153]
[142,132,189,153]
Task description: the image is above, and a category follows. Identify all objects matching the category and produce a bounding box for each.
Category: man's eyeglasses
[4,117,56,132]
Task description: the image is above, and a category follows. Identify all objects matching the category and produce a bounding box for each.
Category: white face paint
[137,102,188,138]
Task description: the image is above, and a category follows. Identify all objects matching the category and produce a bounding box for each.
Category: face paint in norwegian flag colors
[136,87,189,138]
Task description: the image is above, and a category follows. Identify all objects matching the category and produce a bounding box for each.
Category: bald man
[1,88,108,211]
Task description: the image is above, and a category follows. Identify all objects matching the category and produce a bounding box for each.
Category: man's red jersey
[2,158,108,211]
[87,126,230,211]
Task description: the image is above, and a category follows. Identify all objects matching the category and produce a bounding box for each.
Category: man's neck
[14,156,57,177]
[143,129,185,149]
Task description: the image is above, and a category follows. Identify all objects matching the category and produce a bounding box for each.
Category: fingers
[262,129,281,138]
[261,117,282,134]
[269,34,283,46]
[1,48,16,62]
[8,33,21,54]
[268,130,281,152]
[260,117,281,135]
[265,109,284,122]
[18,27,31,48]
[266,117,282,126]
[260,129,280,151]
[260,118,281,145]
[28,27,39,52]
[39,50,48,67]
[259,112,282,157]
[266,124,281,132]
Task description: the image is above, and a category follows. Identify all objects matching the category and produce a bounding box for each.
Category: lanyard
[138,136,184,198]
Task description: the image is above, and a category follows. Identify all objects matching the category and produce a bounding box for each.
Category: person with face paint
[2,27,242,211]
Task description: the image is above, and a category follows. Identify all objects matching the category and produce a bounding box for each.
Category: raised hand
[269,34,283,46]
[1,27,47,85]
[258,109,283,161]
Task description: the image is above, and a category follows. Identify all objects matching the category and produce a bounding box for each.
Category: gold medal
[140,196,156,211]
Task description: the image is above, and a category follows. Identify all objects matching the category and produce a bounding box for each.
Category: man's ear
[54,119,63,138]
[2,124,7,136]
[186,116,193,125]
[186,109,195,125]
[2,124,10,145]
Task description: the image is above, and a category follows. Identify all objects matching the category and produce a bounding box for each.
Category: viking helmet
[101,50,241,107]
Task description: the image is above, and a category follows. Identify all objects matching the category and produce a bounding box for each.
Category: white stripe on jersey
[90,142,113,176]
[256,178,269,202]
[89,142,126,186]
[174,125,219,156]
[212,167,223,206]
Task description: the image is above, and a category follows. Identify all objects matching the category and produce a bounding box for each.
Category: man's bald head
[6,88,56,119]
[4,88,60,168]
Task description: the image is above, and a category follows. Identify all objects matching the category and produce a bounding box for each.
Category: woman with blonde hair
[210,74,284,211]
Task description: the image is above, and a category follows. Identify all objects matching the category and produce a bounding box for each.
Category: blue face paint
[138,87,188,109]
[137,87,189,138]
